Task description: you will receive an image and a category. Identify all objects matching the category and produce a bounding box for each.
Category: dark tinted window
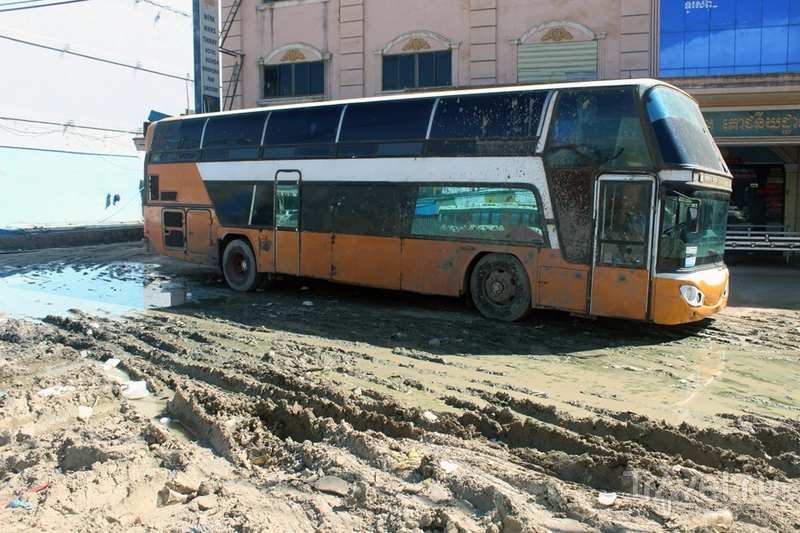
[148,175,159,201]
[202,113,267,162]
[430,92,546,140]
[263,60,325,99]
[149,119,205,162]
[338,99,433,158]
[204,182,253,226]
[383,50,452,91]
[264,106,343,145]
[333,185,415,237]
[251,184,274,226]
[301,184,333,233]
[339,100,433,142]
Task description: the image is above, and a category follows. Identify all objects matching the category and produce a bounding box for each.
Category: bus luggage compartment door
[590,176,655,321]
[186,209,212,255]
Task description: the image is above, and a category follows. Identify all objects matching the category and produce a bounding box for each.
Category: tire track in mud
[29,310,800,532]
[47,311,800,484]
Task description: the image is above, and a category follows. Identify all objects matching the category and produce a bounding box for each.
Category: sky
[0,0,195,228]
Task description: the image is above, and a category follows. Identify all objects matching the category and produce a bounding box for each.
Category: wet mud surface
[1,242,800,532]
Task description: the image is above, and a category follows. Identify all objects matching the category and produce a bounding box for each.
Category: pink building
[219,0,800,242]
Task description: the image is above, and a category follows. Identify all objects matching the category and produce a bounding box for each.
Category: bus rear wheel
[470,253,531,322]
[222,239,264,292]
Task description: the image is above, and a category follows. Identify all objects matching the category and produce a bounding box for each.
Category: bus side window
[202,112,268,162]
[150,119,204,163]
[409,186,543,244]
[148,175,159,202]
[205,182,254,226]
[429,92,547,156]
[338,100,432,158]
[250,184,274,227]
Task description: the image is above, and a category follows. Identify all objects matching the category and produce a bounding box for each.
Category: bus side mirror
[687,201,700,233]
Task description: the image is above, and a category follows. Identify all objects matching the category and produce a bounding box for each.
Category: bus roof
[155,78,685,124]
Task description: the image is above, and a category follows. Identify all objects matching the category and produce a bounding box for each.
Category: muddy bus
[142,79,732,324]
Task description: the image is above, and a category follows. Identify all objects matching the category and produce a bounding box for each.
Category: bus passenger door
[274,171,300,276]
[590,176,655,321]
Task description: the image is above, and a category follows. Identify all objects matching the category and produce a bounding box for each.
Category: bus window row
[199,182,545,246]
[148,91,549,163]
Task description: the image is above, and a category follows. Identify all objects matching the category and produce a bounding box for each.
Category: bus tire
[222,239,263,292]
[470,253,531,322]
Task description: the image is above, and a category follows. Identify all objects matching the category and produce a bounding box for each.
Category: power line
[0,32,192,82]
[0,115,141,135]
[0,0,89,13]
[0,144,139,159]
[0,0,52,7]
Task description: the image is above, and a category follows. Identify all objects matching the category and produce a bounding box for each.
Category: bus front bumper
[651,267,729,325]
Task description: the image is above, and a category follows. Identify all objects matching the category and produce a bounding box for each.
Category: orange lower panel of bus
[650,270,729,325]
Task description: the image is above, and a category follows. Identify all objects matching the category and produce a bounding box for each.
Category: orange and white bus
[142,79,732,324]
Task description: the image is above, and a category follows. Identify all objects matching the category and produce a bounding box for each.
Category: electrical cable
[0,144,139,158]
[0,0,89,13]
[0,115,141,135]
[0,32,192,82]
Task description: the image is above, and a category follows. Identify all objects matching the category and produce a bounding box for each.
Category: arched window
[258,45,330,102]
[379,32,456,92]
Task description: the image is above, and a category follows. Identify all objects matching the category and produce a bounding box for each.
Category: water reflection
[0,264,194,319]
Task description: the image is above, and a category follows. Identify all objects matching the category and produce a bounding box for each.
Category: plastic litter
[37,385,76,397]
[440,460,459,473]
[77,406,94,420]
[597,492,617,506]
[27,482,51,493]
[423,411,438,422]
[158,486,187,506]
[7,498,33,510]
[121,380,149,400]
[703,509,734,531]
[102,358,121,371]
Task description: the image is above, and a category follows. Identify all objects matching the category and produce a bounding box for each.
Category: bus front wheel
[470,254,531,322]
[222,240,264,292]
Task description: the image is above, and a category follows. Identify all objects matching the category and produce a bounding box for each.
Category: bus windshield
[645,87,727,173]
[658,188,728,271]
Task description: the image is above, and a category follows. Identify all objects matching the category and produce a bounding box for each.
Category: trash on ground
[7,498,33,510]
[37,385,76,397]
[440,460,459,473]
[597,492,617,506]
[121,380,149,400]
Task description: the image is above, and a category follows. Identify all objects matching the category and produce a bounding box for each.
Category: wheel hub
[485,270,515,305]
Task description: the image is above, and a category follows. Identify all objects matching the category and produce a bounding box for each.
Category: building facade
[219,0,800,236]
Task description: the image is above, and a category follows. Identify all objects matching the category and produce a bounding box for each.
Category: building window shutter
[517,41,598,84]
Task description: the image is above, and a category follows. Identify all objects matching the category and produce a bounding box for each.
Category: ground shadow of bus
[162,272,710,358]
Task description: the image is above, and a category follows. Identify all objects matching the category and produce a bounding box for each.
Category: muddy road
[1,242,800,532]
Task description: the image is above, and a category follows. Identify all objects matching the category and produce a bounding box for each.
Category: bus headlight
[679,285,705,307]
[721,281,729,299]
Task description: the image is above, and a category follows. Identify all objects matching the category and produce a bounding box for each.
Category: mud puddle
[0,264,206,319]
